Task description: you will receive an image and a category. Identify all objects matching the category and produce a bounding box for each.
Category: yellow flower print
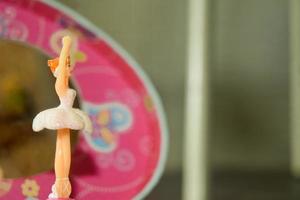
[21,179,40,197]
[144,95,155,112]
[75,51,87,62]
[100,127,116,144]
[0,180,12,197]
[97,109,110,126]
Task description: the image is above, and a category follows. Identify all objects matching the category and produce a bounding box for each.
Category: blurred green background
[57,1,291,199]
[59,0,289,172]
[60,0,188,173]
[0,0,293,199]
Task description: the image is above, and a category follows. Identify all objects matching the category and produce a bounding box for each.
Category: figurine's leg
[54,128,71,198]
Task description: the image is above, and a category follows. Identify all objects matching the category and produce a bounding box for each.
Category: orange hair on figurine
[48,56,71,74]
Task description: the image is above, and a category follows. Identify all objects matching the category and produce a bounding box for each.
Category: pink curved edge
[47,198,74,200]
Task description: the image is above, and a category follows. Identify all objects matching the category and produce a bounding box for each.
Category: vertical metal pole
[183,0,208,199]
[290,0,300,177]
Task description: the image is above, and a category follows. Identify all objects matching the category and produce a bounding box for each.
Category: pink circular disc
[0,0,168,199]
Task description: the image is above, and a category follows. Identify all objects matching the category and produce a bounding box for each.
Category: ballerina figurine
[32,36,92,199]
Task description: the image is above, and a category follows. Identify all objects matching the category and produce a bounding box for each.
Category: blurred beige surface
[0,41,78,178]
[0,41,55,178]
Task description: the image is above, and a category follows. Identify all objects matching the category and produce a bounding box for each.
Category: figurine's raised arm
[55,36,72,97]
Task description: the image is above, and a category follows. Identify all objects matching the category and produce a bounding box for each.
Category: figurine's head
[47,56,71,77]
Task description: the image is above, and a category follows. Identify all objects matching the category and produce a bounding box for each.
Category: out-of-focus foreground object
[290,0,300,177]
[183,0,209,199]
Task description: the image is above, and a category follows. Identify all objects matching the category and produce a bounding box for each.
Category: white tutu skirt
[32,106,92,133]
